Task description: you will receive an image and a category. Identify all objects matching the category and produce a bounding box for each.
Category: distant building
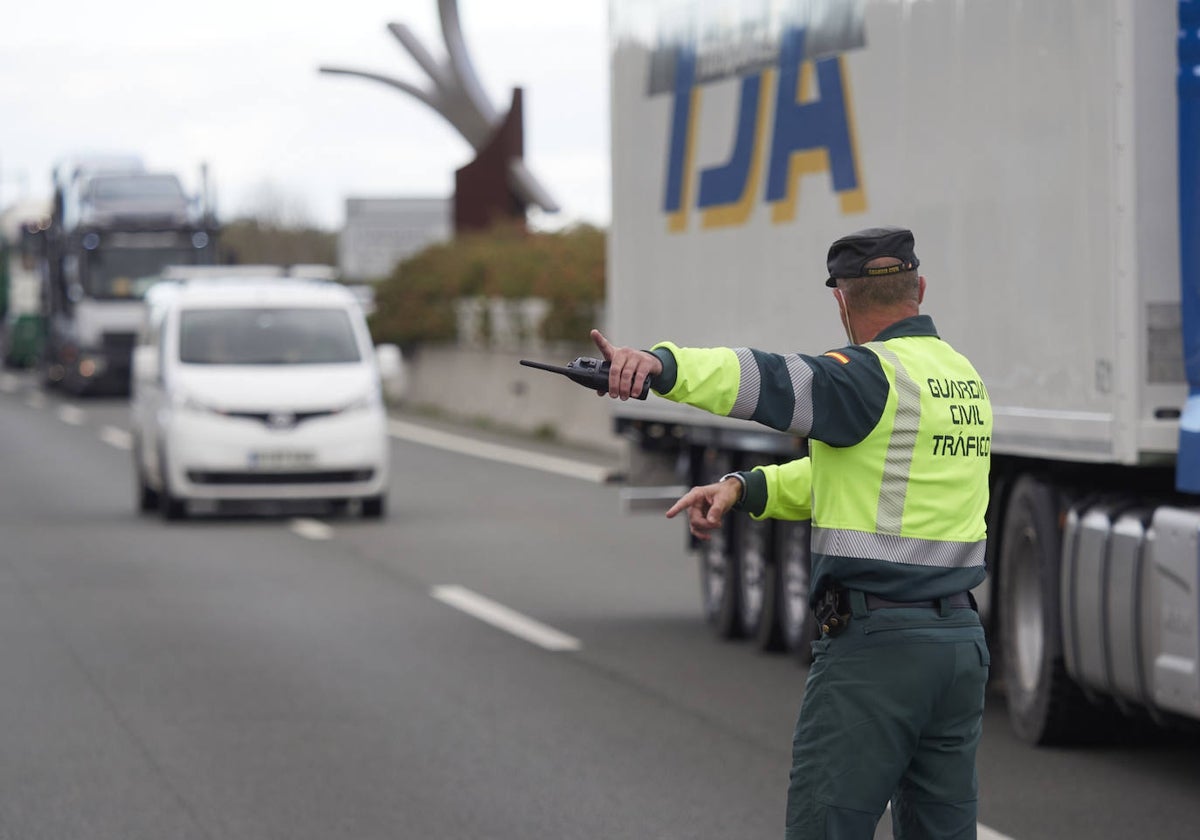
[338,197,451,281]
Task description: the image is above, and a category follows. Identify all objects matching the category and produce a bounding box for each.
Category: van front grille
[222,409,338,428]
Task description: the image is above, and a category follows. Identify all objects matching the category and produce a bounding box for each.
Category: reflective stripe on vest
[872,344,919,534]
[811,528,986,568]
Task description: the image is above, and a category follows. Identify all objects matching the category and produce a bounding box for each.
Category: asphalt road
[1,371,1199,840]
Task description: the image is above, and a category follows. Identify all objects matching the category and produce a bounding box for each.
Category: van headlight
[172,389,224,415]
[340,392,381,414]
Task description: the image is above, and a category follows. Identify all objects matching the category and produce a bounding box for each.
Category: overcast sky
[0,1,609,231]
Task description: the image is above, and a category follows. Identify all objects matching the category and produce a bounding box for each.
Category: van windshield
[178,308,362,365]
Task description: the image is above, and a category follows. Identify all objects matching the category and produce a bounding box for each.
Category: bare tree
[238,179,316,229]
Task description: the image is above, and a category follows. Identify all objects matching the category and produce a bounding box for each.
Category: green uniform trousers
[785,592,989,840]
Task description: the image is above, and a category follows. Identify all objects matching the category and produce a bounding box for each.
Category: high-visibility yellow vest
[652,316,990,600]
[804,337,990,571]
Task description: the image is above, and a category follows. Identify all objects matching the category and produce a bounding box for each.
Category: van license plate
[248,450,316,470]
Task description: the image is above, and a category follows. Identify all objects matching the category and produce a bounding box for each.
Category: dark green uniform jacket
[650,314,990,605]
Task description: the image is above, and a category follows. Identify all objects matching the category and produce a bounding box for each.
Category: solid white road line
[431,584,582,652]
[58,404,85,425]
[880,803,1015,840]
[388,419,613,484]
[99,426,133,450]
[290,518,334,541]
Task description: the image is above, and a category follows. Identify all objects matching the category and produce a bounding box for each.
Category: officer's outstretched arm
[750,458,813,522]
[665,477,742,541]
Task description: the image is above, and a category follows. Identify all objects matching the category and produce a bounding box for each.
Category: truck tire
[777,520,817,663]
[699,517,741,639]
[999,474,1098,744]
[695,447,741,638]
[738,517,784,650]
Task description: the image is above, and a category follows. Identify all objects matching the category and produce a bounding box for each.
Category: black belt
[817,589,975,636]
[864,591,973,610]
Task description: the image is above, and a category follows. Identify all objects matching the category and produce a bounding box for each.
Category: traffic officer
[591,226,992,840]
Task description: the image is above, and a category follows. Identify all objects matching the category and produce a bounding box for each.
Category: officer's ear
[917,275,926,305]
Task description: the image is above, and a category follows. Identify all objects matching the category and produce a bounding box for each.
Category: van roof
[145,276,360,309]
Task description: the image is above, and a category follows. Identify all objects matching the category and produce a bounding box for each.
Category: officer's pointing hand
[591,329,663,400]
[665,479,741,541]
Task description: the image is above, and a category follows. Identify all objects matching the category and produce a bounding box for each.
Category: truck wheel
[695,448,741,638]
[777,520,817,663]
[999,474,1097,744]
[699,517,741,639]
[738,517,784,650]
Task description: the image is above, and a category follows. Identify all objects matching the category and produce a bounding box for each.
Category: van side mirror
[132,345,159,384]
[375,343,406,401]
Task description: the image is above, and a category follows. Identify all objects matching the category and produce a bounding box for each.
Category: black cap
[825,226,920,287]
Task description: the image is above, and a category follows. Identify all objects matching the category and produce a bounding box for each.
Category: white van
[130,274,401,520]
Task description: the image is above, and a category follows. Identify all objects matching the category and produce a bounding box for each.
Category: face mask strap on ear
[836,288,856,345]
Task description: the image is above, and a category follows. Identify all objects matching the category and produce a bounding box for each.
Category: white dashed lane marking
[99,426,132,450]
[431,585,582,652]
[289,518,334,541]
[58,404,86,425]
[388,419,613,484]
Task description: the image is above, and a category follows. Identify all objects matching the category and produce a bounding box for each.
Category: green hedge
[217,218,337,266]
[368,222,605,347]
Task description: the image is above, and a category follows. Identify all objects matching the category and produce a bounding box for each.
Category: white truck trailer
[606,0,1200,744]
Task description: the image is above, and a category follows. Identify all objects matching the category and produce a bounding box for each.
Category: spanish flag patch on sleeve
[822,351,850,365]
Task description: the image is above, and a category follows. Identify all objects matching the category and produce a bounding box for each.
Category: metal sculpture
[320,0,560,230]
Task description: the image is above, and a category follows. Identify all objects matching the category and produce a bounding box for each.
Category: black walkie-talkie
[519,356,652,400]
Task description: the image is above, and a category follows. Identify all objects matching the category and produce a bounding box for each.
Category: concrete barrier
[397,344,624,456]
